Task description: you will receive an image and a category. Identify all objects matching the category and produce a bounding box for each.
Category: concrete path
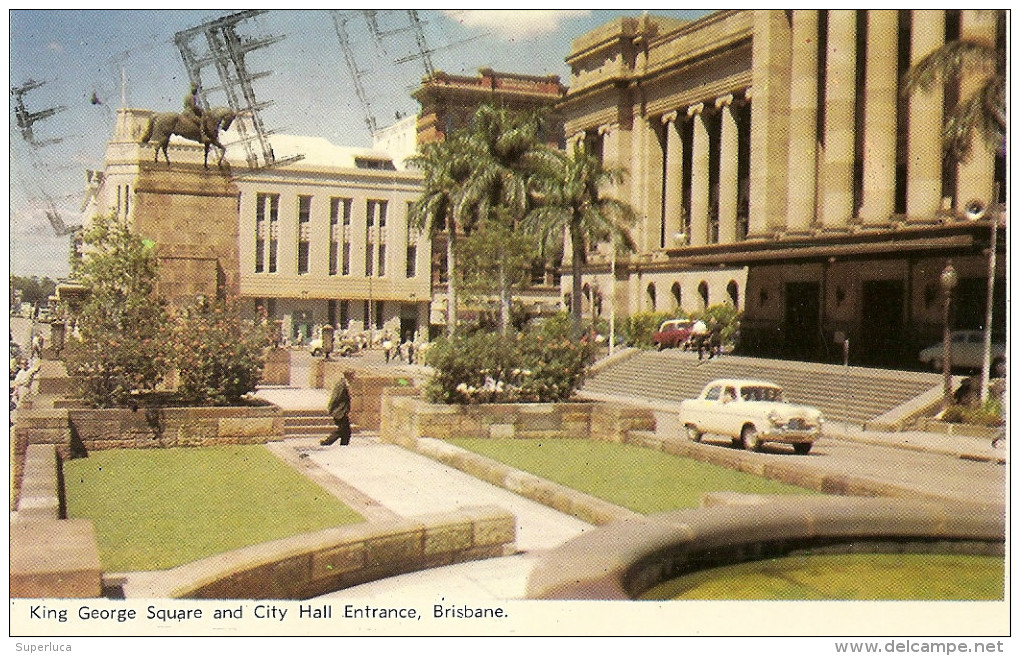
[270,435,592,601]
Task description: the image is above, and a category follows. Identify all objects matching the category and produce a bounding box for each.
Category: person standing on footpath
[321,370,353,447]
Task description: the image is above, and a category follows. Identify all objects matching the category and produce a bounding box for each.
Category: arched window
[698,281,709,308]
[671,282,682,310]
[646,283,657,311]
[727,280,739,308]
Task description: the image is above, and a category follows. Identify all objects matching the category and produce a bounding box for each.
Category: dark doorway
[784,282,821,360]
[860,279,905,366]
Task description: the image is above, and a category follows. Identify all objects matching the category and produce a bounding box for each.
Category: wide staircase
[581,349,943,426]
[282,409,335,441]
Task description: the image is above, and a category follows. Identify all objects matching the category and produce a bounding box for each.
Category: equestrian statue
[139,85,242,169]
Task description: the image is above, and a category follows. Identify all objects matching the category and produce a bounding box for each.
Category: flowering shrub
[423,312,596,404]
[171,299,275,406]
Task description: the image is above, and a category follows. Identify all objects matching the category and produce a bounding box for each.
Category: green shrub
[691,303,742,346]
[624,311,675,348]
[423,312,596,404]
[942,400,1005,427]
[172,298,275,406]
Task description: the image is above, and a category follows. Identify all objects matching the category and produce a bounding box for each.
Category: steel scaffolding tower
[174,10,297,168]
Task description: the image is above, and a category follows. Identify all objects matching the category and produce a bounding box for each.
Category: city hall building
[560,10,1005,367]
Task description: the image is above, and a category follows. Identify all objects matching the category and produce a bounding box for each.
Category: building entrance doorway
[784,282,821,360]
[860,280,905,367]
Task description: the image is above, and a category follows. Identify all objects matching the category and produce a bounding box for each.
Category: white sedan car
[678,379,823,454]
[918,330,1006,373]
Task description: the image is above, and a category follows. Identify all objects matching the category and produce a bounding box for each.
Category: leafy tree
[902,11,1005,161]
[526,141,637,336]
[10,275,57,308]
[64,213,173,407]
[407,135,476,336]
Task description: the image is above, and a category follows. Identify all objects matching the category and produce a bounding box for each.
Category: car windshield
[740,386,785,402]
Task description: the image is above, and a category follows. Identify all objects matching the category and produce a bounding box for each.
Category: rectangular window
[327,300,337,326]
[375,300,384,330]
[377,244,386,277]
[297,195,311,274]
[266,193,280,273]
[406,202,417,278]
[339,300,349,330]
[363,300,371,330]
[255,194,267,272]
[330,197,351,276]
[342,242,351,276]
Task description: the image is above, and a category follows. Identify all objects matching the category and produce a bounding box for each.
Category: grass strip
[448,438,816,514]
[639,553,1004,600]
[63,445,364,571]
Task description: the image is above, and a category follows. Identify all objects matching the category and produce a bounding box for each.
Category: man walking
[321,370,353,447]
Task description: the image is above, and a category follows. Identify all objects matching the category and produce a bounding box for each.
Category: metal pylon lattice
[174,10,298,169]
[328,9,442,139]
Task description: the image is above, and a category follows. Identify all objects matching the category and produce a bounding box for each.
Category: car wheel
[741,425,761,452]
[792,442,812,455]
[311,348,322,357]
[655,342,664,351]
[685,425,702,442]
[993,357,1006,378]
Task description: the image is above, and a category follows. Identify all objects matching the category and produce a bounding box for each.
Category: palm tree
[407,135,475,336]
[460,104,559,334]
[902,11,1005,162]
[526,141,637,336]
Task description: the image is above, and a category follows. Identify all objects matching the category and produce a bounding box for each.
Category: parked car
[652,319,694,350]
[918,330,1006,373]
[678,379,823,454]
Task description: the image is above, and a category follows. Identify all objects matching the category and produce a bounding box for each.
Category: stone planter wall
[66,405,284,451]
[379,393,655,448]
[124,506,515,600]
[261,348,291,386]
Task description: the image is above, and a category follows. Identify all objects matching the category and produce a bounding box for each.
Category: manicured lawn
[448,438,817,513]
[63,445,364,572]
[638,553,1005,600]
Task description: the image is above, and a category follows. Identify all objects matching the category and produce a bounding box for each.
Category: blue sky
[8,8,709,279]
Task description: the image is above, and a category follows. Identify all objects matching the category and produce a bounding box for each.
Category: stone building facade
[82,110,430,346]
[560,10,1005,367]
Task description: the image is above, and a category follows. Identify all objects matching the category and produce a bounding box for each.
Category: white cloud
[445,10,589,40]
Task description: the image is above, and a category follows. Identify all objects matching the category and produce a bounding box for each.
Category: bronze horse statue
[139,107,240,169]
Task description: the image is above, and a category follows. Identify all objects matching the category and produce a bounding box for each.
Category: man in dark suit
[321,371,353,446]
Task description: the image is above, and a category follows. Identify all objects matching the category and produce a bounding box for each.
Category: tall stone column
[859,10,899,226]
[956,9,997,209]
[635,113,664,253]
[688,103,710,247]
[786,9,820,233]
[906,10,945,221]
[748,10,791,239]
[820,10,858,230]
[716,95,739,244]
[661,111,685,247]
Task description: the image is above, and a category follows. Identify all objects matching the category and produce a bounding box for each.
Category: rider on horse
[183,84,209,143]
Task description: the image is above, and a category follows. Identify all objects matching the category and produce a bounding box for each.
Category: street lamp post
[940,260,958,412]
[609,246,616,356]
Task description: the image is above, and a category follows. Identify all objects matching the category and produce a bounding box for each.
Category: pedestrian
[321,370,353,447]
[691,318,709,360]
[382,333,393,363]
[708,324,722,359]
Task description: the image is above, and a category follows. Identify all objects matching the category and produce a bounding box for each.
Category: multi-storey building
[81,109,430,346]
[560,10,1006,367]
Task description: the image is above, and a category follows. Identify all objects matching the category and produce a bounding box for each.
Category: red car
[652,319,694,350]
